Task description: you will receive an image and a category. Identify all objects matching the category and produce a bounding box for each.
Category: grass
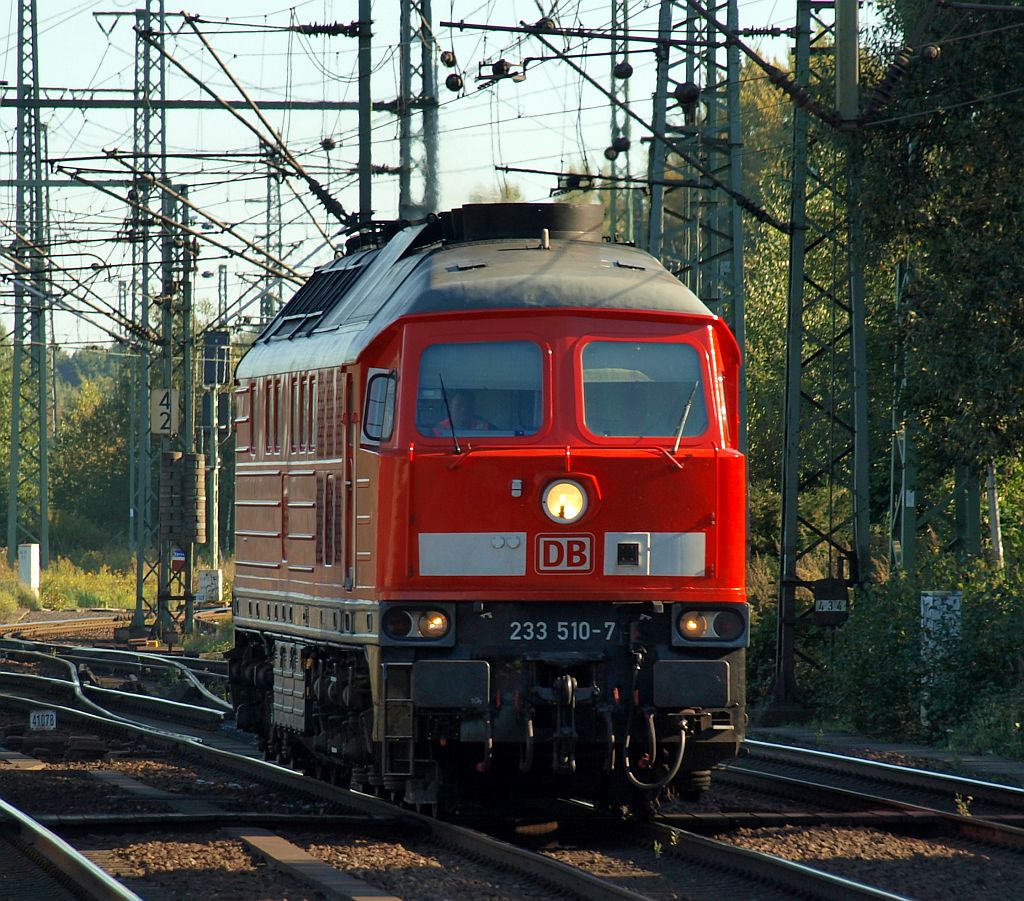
[0,552,219,619]
[182,621,234,657]
[39,557,137,610]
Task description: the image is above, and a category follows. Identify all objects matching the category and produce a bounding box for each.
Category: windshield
[417,340,543,437]
[582,341,708,438]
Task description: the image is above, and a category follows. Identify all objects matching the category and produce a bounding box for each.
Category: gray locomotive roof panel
[236,235,713,379]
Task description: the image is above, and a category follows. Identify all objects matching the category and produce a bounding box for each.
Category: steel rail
[1,617,124,639]
[719,764,1024,850]
[1,631,232,710]
[34,812,404,830]
[0,667,210,741]
[0,797,142,901]
[55,647,231,712]
[82,684,225,730]
[744,738,1024,808]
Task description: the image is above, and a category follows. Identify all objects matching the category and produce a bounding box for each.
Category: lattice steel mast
[607,0,633,243]
[399,0,439,219]
[774,0,870,706]
[263,157,283,326]
[130,0,170,635]
[646,0,745,443]
[7,0,50,567]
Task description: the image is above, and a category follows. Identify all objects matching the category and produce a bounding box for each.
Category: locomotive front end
[372,303,747,811]
[229,203,747,815]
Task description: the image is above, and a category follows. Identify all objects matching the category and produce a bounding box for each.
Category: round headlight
[382,608,413,639]
[712,608,745,641]
[678,611,708,639]
[417,611,450,639]
[542,480,588,524]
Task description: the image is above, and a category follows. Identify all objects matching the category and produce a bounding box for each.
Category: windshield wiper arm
[438,375,462,455]
[672,382,700,454]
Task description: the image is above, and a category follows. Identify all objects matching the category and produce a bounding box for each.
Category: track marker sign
[151,388,180,436]
[29,709,56,731]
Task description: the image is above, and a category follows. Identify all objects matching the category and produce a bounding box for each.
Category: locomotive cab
[229,203,747,815]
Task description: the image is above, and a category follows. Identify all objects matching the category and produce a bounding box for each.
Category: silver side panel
[603,531,706,576]
[419,532,528,576]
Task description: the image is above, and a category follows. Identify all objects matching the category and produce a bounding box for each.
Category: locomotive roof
[236,203,713,380]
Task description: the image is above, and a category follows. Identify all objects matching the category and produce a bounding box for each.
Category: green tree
[50,375,132,549]
[860,1,1024,470]
[468,181,525,203]
[738,57,794,490]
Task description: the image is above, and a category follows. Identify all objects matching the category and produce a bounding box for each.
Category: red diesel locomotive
[228,203,747,813]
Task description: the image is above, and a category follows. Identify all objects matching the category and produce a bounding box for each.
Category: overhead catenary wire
[0,260,143,349]
[55,166,304,287]
[1,224,157,345]
[3,0,806,353]
[521,25,789,232]
[102,150,305,280]
[132,15,355,230]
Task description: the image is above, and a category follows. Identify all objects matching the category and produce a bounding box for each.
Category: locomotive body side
[229,204,747,812]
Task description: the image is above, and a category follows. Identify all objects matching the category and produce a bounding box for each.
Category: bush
[805,557,1024,754]
[746,553,780,710]
[183,621,233,657]
[826,573,929,739]
[0,555,38,620]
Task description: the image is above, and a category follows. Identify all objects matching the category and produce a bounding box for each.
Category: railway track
[2,610,228,651]
[533,802,911,900]
[0,691,653,900]
[0,647,227,733]
[482,738,1024,899]
[7,635,1024,899]
[735,738,1024,823]
[0,666,908,900]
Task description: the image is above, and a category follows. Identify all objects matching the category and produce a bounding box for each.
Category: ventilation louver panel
[269,267,364,340]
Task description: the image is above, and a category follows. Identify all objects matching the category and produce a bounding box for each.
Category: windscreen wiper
[672,382,700,454]
[438,375,462,455]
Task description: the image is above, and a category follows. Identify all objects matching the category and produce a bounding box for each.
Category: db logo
[536,534,594,572]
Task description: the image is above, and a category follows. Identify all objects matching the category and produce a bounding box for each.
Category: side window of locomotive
[581,341,709,438]
[363,370,397,444]
[416,340,542,438]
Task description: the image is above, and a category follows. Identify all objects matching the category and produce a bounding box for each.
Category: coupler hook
[624,717,687,791]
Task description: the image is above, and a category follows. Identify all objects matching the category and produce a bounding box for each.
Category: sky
[0,0,811,347]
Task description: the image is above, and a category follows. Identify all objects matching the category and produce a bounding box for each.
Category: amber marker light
[417,611,450,639]
[678,611,708,638]
[542,480,588,524]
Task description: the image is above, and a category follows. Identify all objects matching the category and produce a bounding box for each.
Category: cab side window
[363,369,397,444]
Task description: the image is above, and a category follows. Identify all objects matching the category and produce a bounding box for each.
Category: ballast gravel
[291,830,566,900]
[719,824,1024,900]
[73,831,328,901]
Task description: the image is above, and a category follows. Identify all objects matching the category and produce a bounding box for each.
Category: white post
[17,543,40,599]
[920,590,962,728]
[987,462,1004,569]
